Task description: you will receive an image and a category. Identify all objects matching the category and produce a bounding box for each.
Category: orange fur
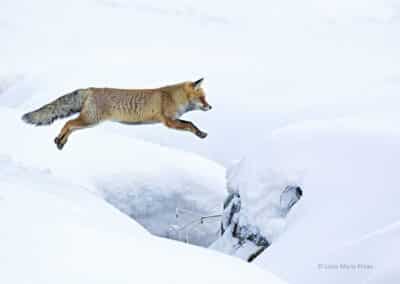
[24,79,212,150]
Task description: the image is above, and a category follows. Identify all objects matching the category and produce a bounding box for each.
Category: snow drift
[0,156,285,284]
[227,118,400,283]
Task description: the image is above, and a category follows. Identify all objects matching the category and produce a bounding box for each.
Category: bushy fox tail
[22,89,88,126]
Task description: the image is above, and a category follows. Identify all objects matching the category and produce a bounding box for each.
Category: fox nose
[202,104,212,111]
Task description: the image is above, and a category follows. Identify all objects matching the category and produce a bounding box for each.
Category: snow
[0,156,285,284]
[227,163,303,243]
[227,118,400,283]
[1,0,400,282]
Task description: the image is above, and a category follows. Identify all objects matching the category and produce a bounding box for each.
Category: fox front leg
[163,118,207,139]
[179,119,208,138]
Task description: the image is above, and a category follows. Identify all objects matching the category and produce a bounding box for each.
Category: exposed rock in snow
[211,185,302,261]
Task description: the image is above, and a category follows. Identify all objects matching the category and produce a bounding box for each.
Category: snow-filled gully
[102,179,303,263]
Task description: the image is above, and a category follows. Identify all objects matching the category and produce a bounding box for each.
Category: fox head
[186,78,212,111]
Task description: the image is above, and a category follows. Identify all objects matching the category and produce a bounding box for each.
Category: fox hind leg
[54,116,92,150]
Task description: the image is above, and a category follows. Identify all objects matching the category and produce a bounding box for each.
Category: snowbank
[0,107,225,246]
[228,118,400,283]
[0,156,285,284]
[227,161,303,243]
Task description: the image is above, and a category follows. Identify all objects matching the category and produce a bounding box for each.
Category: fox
[22,78,212,150]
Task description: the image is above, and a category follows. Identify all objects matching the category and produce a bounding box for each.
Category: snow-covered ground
[226,118,400,283]
[1,0,399,283]
[0,156,285,284]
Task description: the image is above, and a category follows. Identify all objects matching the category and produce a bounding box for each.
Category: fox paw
[196,131,208,139]
[54,137,65,150]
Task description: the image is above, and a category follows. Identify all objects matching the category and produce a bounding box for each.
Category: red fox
[22,78,212,150]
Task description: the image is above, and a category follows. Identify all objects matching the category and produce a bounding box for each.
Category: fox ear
[192,78,204,90]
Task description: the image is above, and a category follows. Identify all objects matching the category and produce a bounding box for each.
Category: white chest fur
[174,103,195,119]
